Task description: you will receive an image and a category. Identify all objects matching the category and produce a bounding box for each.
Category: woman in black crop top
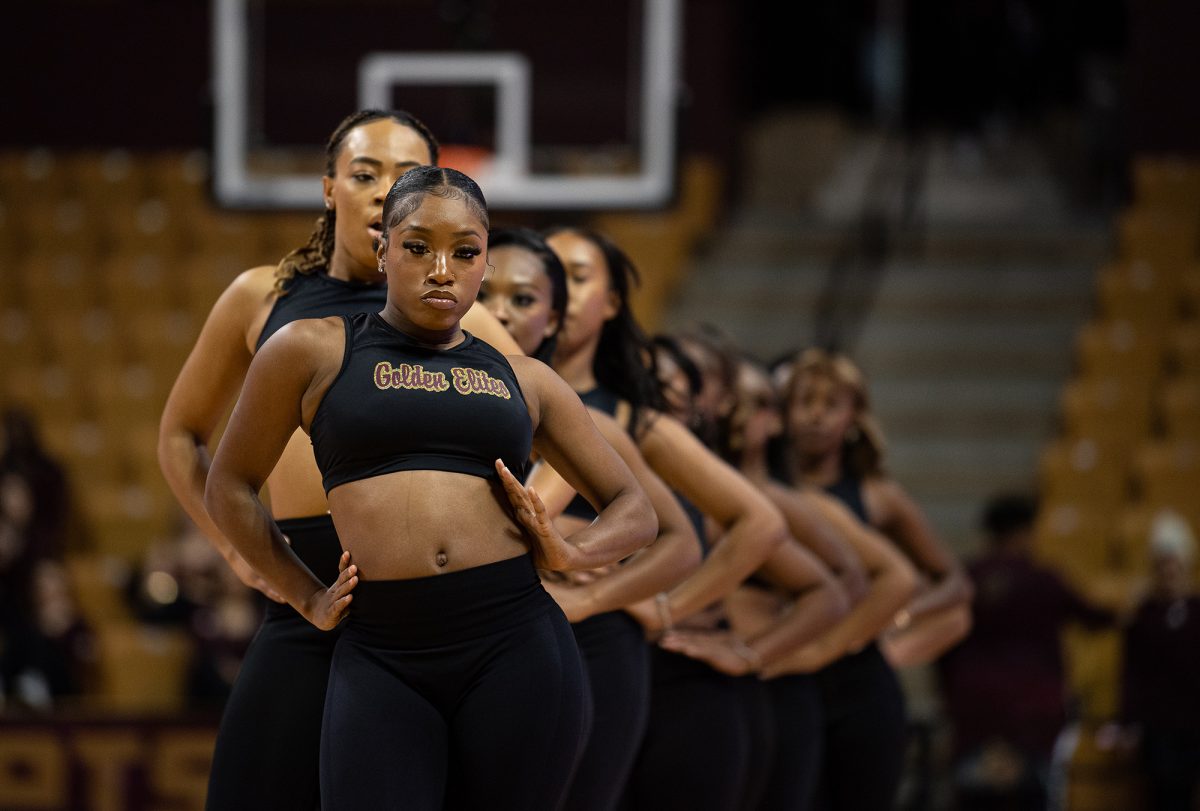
[782,349,973,667]
[479,227,702,811]
[540,226,803,809]
[205,167,656,811]
[766,349,968,810]
[159,109,526,811]
[659,354,918,810]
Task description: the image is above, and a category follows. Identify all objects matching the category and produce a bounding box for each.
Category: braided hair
[274,109,439,295]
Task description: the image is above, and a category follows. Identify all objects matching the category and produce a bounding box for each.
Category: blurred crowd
[0,406,260,712]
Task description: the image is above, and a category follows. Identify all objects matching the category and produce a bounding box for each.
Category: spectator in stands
[939,494,1115,810]
[0,483,93,709]
[1116,511,1200,811]
[0,408,71,560]
[130,518,260,707]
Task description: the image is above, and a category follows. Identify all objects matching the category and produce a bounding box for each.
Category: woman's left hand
[659,630,756,677]
[497,460,581,571]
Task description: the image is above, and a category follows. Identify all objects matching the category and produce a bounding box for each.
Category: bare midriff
[326,469,529,580]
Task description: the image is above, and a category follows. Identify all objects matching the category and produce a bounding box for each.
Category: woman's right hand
[302,551,358,630]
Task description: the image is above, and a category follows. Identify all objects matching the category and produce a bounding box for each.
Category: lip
[367,221,383,242]
[421,291,458,309]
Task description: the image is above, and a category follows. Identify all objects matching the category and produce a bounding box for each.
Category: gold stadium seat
[1167,321,1200,377]
[81,481,174,561]
[42,418,123,484]
[1062,628,1124,721]
[98,252,177,313]
[1095,260,1188,328]
[63,151,145,209]
[92,363,167,429]
[1062,722,1146,810]
[1132,156,1200,214]
[1109,504,1200,581]
[103,196,185,255]
[3,365,86,424]
[63,553,134,625]
[1075,320,1164,384]
[91,623,192,712]
[43,309,124,371]
[1118,208,1199,266]
[142,151,209,206]
[1181,269,1200,320]
[1038,437,1130,506]
[1159,378,1200,441]
[1033,502,1115,577]
[122,310,201,370]
[1130,440,1200,526]
[1061,377,1153,450]
[21,252,103,315]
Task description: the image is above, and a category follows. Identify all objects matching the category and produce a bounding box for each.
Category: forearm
[158,428,241,561]
[745,581,849,667]
[582,525,701,615]
[204,476,324,611]
[827,564,918,654]
[561,487,657,570]
[882,603,972,667]
[904,568,973,619]
[665,514,784,622]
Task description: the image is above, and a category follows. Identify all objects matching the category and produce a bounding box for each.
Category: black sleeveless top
[561,387,624,520]
[824,467,870,524]
[310,312,532,493]
[256,270,387,352]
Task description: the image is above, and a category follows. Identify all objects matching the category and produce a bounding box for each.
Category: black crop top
[310,312,532,493]
[256,270,387,352]
[561,387,624,520]
[824,468,870,524]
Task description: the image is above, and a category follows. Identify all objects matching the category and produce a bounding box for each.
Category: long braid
[273,109,439,296]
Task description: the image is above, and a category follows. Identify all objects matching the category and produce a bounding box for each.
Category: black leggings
[623,647,750,811]
[205,515,343,811]
[319,554,587,811]
[814,643,908,811]
[738,675,778,810]
[757,674,823,811]
[562,611,651,811]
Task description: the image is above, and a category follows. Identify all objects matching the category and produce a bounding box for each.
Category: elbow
[671,528,703,577]
[825,576,852,622]
[203,467,236,536]
[958,571,976,606]
[630,489,659,554]
[892,556,921,608]
[741,509,788,565]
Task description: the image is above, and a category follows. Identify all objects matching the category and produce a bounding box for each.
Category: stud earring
[378,262,385,274]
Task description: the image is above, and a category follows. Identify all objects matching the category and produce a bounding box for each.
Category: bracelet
[654,592,674,633]
[730,638,764,672]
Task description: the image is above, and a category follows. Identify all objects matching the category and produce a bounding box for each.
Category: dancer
[205,167,657,809]
[479,226,702,811]
[782,349,972,667]
[662,356,916,809]
[542,226,796,809]
[158,109,520,810]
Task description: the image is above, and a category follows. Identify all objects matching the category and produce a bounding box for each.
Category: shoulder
[209,265,280,335]
[257,315,345,364]
[506,354,562,408]
[225,265,281,308]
